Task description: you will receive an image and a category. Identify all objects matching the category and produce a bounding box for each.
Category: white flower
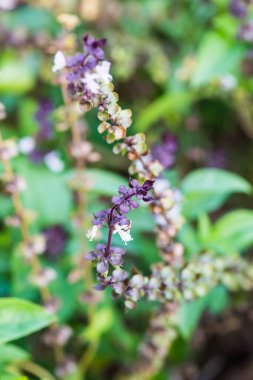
[52,51,66,72]
[86,225,99,241]
[44,151,65,173]
[153,178,170,195]
[219,74,237,91]
[82,61,112,94]
[18,136,36,154]
[0,0,16,10]
[113,224,133,245]
[82,72,100,94]
[95,61,112,84]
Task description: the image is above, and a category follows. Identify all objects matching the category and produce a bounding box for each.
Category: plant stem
[18,361,57,380]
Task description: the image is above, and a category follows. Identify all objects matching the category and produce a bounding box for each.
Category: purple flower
[61,34,107,103]
[28,148,49,164]
[35,99,54,140]
[205,149,227,169]
[27,99,54,164]
[92,210,109,227]
[43,224,68,260]
[230,0,248,19]
[151,132,178,170]
[85,244,126,275]
[90,178,154,233]
[238,22,253,42]
[85,178,154,285]
[83,35,106,60]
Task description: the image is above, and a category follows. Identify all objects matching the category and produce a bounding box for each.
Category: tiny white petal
[18,136,36,154]
[52,51,66,72]
[82,72,100,94]
[153,178,170,194]
[0,0,16,10]
[113,224,133,245]
[44,151,65,173]
[219,74,237,91]
[95,61,112,84]
[86,225,98,241]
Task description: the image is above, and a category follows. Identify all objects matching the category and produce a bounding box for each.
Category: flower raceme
[52,34,132,143]
[85,179,154,292]
[53,33,184,304]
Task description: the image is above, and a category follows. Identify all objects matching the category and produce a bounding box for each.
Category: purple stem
[105,226,113,258]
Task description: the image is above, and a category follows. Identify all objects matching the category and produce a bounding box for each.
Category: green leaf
[0,298,55,344]
[179,286,228,339]
[85,169,128,196]
[1,6,56,34]
[0,344,30,364]
[15,159,72,226]
[191,32,244,87]
[197,214,211,242]
[206,210,253,253]
[0,51,39,95]
[0,375,28,380]
[18,99,38,136]
[178,223,201,257]
[206,286,228,314]
[182,168,252,218]
[179,297,208,339]
[135,91,192,131]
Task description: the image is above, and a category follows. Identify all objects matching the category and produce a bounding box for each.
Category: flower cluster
[152,179,184,264]
[230,0,248,19]
[43,224,69,260]
[53,35,132,143]
[18,100,66,173]
[90,253,253,310]
[230,0,253,42]
[151,132,178,170]
[87,178,154,242]
[114,138,184,265]
[85,179,154,299]
[19,100,54,163]
[53,35,185,299]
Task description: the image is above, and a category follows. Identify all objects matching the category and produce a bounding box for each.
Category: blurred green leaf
[206,209,253,253]
[207,286,228,314]
[214,14,239,38]
[0,51,40,95]
[18,99,38,136]
[179,297,207,339]
[191,32,244,87]
[182,168,252,218]
[49,268,80,323]
[136,91,192,131]
[0,298,55,344]
[1,6,56,34]
[179,286,228,339]
[0,344,30,364]
[16,159,72,226]
[178,223,201,257]
[85,169,128,196]
[197,213,211,242]
[10,249,35,299]
[0,375,28,380]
